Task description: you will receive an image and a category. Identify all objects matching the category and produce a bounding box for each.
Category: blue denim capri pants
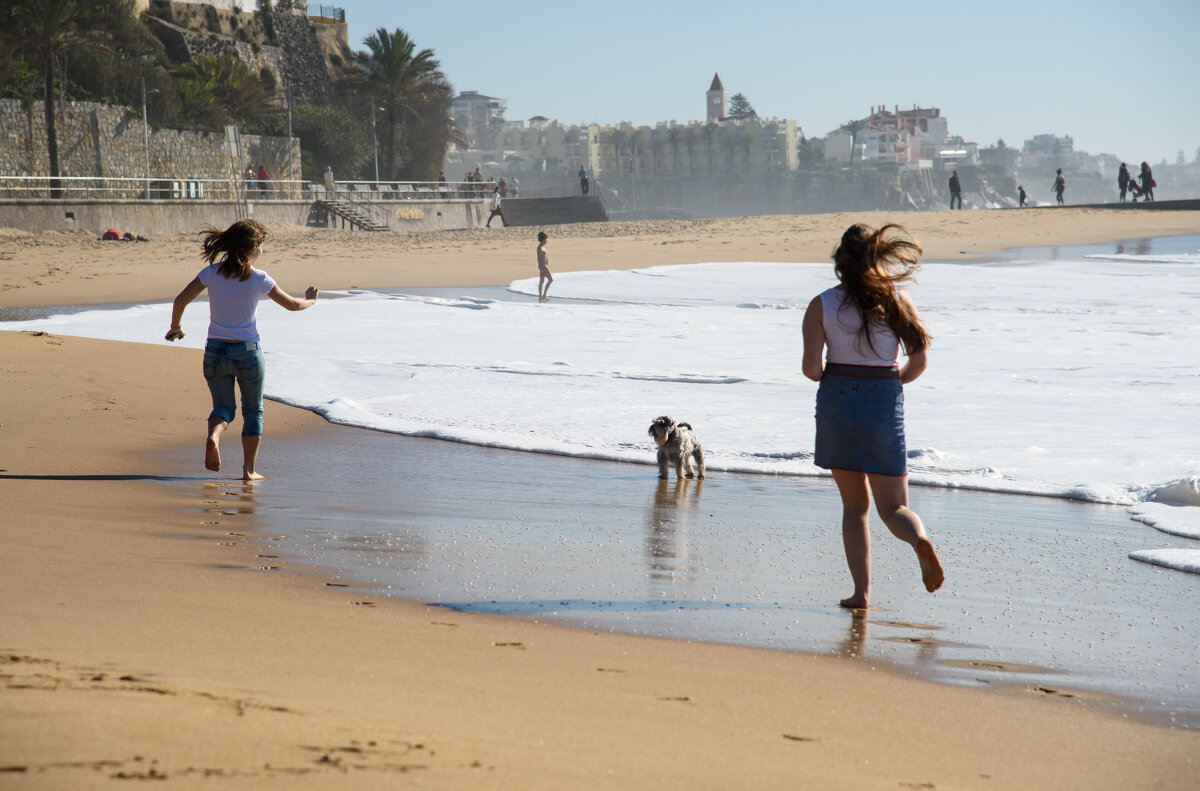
[203,339,265,437]
[814,363,907,476]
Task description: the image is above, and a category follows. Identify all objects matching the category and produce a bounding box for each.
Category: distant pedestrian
[1117,162,1130,203]
[486,187,506,227]
[510,176,519,198]
[1018,185,1027,207]
[579,166,589,195]
[1052,168,1065,205]
[245,164,256,193]
[536,230,553,302]
[498,176,508,197]
[1139,161,1154,202]
[324,165,334,192]
[948,170,962,210]
[257,165,269,195]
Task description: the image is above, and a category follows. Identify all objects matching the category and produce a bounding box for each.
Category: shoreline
[3,210,1199,788]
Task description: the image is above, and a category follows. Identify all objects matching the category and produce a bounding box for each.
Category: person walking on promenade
[1139,161,1154,202]
[579,165,589,195]
[1117,162,1130,202]
[486,186,506,227]
[536,230,553,302]
[257,164,269,196]
[164,219,318,482]
[948,170,962,210]
[1018,185,1028,207]
[1052,168,1066,205]
[801,223,945,609]
[324,165,335,192]
[510,176,519,198]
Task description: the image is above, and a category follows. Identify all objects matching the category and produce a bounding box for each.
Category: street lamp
[370,97,380,182]
[140,76,159,199]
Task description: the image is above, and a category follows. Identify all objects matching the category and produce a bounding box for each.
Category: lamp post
[286,83,294,199]
[370,97,379,182]
[140,76,158,199]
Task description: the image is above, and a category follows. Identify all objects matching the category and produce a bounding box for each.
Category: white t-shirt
[197,263,276,342]
[491,192,502,210]
[819,286,900,366]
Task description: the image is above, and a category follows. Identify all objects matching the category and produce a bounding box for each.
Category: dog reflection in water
[647,415,706,480]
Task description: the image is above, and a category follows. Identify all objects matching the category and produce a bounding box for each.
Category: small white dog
[647,415,706,480]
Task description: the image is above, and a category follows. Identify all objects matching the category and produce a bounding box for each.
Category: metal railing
[0,176,489,203]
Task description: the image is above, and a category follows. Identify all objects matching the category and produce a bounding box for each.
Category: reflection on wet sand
[644,478,703,581]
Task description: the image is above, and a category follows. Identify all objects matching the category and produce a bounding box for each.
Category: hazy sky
[342,0,1198,165]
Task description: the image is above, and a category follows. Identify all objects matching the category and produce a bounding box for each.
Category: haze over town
[345,0,1199,167]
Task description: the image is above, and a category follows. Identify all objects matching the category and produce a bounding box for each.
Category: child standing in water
[165,219,318,482]
[536,230,553,302]
[801,223,944,608]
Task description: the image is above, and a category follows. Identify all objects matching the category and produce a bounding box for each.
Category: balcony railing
[0,176,488,202]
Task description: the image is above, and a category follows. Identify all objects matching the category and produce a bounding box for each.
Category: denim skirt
[814,367,906,475]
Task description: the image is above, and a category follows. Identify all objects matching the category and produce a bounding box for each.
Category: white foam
[1129,548,1200,575]
[1128,501,1200,540]
[5,253,1200,518]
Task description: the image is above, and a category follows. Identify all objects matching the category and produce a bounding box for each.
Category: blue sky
[343,0,1198,165]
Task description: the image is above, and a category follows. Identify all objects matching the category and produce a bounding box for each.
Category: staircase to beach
[314,197,390,231]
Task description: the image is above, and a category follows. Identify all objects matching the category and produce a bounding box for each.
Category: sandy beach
[3,208,1200,789]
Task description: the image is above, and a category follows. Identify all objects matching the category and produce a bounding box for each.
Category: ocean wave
[1128,549,1200,575]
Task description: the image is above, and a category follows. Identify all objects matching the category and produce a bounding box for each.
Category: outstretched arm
[165,277,205,341]
[268,285,319,311]
[801,295,826,382]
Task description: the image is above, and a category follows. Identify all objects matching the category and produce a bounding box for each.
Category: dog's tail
[677,422,693,431]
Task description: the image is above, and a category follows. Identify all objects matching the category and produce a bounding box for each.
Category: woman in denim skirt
[801,224,944,608]
[165,219,318,482]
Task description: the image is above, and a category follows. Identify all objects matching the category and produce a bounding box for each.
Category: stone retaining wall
[0,99,301,188]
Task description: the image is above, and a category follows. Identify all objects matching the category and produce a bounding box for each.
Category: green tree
[173,55,280,131]
[6,0,120,195]
[728,92,754,119]
[355,27,448,180]
[666,125,683,175]
[292,102,373,182]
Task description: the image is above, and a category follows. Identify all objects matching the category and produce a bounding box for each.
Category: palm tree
[683,126,698,177]
[7,0,119,196]
[173,55,280,131]
[356,27,445,180]
[702,121,718,175]
[606,127,629,178]
[666,126,683,176]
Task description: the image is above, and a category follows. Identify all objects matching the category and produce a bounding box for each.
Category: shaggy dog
[648,415,706,480]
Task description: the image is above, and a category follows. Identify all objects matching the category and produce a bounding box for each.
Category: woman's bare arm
[801,295,826,382]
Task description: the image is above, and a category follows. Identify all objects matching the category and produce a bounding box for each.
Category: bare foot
[205,438,221,471]
[917,539,944,592]
[243,470,264,483]
[840,595,869,609]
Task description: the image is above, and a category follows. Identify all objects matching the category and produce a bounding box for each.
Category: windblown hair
[199,219,268,282]
[832,223,930,355]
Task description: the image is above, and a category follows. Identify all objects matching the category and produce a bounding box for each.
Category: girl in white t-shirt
[165,219,318,482]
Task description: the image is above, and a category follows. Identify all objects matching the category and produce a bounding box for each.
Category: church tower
[706,73,726,121]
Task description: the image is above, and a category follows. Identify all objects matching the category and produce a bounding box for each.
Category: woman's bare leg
[831,469,872,608]
[205,418,227,471]
[867,473,944,593]
[241,436,263,482]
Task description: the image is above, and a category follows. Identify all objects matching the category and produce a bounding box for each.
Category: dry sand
[2,208,1199,789]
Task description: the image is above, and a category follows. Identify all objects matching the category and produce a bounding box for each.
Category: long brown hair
[199,219,268,282]
[832,223,930,354]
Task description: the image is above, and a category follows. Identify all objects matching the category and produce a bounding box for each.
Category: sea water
[7,232,1200,724]
[8,235,1200,568]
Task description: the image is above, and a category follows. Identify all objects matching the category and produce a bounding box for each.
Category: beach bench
[396,184,416,199]
[353,183,373,199]
[376,184,394,200]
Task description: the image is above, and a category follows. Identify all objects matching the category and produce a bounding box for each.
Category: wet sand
[174,424,1200,729]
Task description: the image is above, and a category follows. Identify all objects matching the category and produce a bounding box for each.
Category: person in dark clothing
[1052,169,1066,205]
[948,170,962,210]
[1139,162,1154,202]
[578,166,589,195]
[1018,185,1027,207]
[1117,163,1131,202]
